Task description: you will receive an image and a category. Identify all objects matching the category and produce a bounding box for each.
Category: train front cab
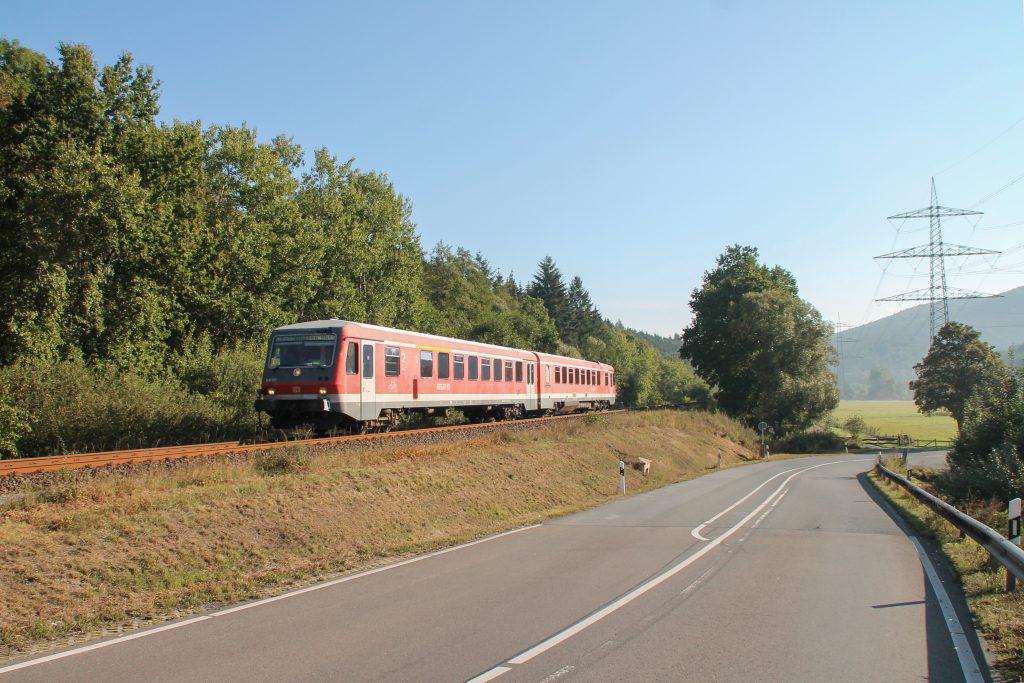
[256,322,390,432]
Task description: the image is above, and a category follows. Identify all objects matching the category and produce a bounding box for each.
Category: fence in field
[862,434,954,450]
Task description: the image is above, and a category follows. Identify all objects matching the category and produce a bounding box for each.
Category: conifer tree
[527,256,568,333]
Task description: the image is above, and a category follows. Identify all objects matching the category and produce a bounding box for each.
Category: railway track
[0,410,625,478]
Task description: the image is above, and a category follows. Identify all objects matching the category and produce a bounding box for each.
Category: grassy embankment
[868,463,1024,681]
[834,400,957,442]
[0,410,757,661]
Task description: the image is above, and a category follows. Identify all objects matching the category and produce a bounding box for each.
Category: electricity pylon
[875,178,1000,340]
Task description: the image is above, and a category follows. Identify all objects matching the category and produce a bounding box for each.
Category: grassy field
[834,400,957,442]
[0,410,758,660]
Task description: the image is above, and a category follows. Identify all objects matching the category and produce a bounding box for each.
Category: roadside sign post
[1009,497,1022,591]
[619,460,625,495]
[758,422,768,458]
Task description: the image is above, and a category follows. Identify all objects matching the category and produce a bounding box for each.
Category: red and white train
[254,320,616,432]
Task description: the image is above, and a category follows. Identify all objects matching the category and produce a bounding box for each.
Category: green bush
[0,384,31,458]
[0,359,263,456]
[939,368,1024,501]
[776,430,847,454]
[171,338,266,423]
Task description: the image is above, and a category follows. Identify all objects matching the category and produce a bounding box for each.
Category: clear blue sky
[7,1,1024,337]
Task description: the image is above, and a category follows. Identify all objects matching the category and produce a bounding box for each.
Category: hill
[835,286,1024,399]
[613,323,683,360]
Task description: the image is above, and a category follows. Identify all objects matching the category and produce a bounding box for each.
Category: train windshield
[267,332,338,369]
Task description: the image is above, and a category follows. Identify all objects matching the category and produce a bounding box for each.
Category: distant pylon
[875,178,1001,340]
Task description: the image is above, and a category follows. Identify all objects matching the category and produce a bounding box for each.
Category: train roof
[271,320,614,369]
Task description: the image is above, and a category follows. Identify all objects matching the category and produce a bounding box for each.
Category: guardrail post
[1010,497,1022,592]
[619,460,625,495]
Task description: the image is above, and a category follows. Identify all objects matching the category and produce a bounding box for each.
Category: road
[1,452,988,682]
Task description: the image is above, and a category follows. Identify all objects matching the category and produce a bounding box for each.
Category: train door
[360,341,377,420]
[526,361,536,410]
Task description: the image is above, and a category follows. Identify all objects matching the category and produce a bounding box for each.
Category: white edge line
[0,617,211,674]
[500,460,843,668]
[465,666,512,683]
[213,524,541,617]
[0,524,542,675]
[909,537,985,683]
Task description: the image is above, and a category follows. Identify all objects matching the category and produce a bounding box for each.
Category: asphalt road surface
[1,452,989,682]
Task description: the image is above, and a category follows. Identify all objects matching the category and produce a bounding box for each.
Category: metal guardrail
[875,462,1024,584]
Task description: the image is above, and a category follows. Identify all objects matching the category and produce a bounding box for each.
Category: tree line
[0,40,707,456]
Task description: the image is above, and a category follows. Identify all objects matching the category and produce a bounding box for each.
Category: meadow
[834,400,957,442]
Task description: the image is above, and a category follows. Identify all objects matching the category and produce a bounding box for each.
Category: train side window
[454,354,465,380]
[384,346,400,376]
[515,361,523,382]
[555,367,560,384]
[588,370,593,385]
[575,368,580,384]
[469,355,479,380]
[505,361,513,382]
[346,342,359,375]
[545,365,550,383]
[438,352,450,379]
[362,344,373,378]
[482,358,491,381]
[494,358,503,381]
[420,350,433,378]
[528,364,534,384]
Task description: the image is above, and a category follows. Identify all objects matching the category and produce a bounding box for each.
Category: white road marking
[690,467,800,540]
[465,666,512,682]
[465,460,845,681]
[538,665,576,682]
[213,524,541,617]
[0,524,542,675]
[750,488,789,530]
[910,537,985,683]
[679,567,716,596]
[0,617,212,674]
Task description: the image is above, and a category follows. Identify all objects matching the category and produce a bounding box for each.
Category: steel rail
[875,462,1024,583]
[0,410,626,478]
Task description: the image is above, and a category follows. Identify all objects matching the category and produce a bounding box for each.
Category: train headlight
[319,387,327,395]
[267,388,276,396]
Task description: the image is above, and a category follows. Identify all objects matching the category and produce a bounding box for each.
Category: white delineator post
[1009,497,1022,592]
[619,460,625,495]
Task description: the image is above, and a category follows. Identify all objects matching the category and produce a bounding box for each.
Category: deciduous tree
[910,321,1007,428]
[680,245,838,433]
